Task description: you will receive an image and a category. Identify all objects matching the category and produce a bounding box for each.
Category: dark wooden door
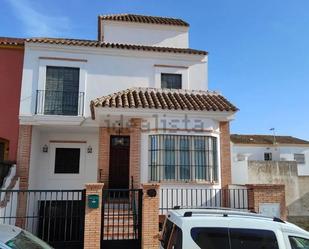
[0,143,4,162]
[109,136,130,189]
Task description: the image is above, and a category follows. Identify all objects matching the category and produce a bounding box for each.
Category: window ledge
[20,114,85,125]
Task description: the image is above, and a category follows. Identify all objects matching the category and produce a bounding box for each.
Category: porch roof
[90,87,238,119]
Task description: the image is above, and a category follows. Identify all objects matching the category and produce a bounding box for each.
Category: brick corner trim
[84,183,104,249]
[142,183,160,249]
[220,121,232,188]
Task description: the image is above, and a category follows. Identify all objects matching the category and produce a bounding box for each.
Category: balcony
[35,90,84,116]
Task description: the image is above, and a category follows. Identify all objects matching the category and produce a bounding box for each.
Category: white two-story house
[17,14,238,197]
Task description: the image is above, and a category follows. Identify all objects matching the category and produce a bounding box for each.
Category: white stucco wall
[232,144,309,176]
[231,160,249,185]
[279,146,309,175]
[28,126,98,189]
[101,21,189,48]
[20,44,207,118]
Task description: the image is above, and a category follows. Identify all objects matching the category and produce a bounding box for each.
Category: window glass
[294,154,306,164]
[164,136,176,180]
[149,135,218,182]
[161,73,182,89]
[6,230,52,249]
[179,137,190,180]
[230,228,279,249]
[264,153,272,161]
[289,236,309,249]
[54,148,80,174]
[161,219,174,248]
[190,227,229,249]
[167,225,182,249]
[45,66,80,115]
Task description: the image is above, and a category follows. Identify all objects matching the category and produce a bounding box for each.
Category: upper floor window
[264,152,272,161]
[45,66,80,115]
[36,66,84,116]
[161,73,182,89]
[149,135,218,182]
[294,153,305,164]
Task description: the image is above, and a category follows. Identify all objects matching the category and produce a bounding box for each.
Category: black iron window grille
[149,135,218,182]
[35,66,84,116]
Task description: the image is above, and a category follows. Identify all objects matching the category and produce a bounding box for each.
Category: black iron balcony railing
[35,90,84,116]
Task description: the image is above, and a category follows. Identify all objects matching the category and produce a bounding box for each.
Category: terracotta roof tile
[90,87,238,119]
[99,14,189,27]
[231,134,309,145]
[0,37,24,47]
[26,37,206,55]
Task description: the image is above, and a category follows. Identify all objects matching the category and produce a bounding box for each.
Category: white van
[160,208,309,249]
[0,224,53,249]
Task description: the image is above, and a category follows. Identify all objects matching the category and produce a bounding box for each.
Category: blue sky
[1,0,309,140]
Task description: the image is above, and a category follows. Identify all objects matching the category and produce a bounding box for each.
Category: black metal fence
[0,189,85,249]
[160,187,252,214]
[35,90,84,116]
[101,189,143,249]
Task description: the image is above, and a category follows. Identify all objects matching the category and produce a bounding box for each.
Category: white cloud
[6,0,71,37]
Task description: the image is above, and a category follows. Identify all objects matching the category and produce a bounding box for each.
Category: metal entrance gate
[101,189,142,249]
[0,189,85,249]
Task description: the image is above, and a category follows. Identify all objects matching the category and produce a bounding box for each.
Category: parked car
[160,208,309,249]
[0,224,53,249]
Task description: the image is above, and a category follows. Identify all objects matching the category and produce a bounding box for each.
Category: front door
[108,136,130,189]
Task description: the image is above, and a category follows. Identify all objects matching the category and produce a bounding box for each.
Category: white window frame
[154,66,189,89]
[37,59,87,115]
[49,143,86,179]
[148,134,219,183]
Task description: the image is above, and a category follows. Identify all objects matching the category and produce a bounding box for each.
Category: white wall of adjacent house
[19,44,207,119]
[231,144,309,177]
[28,126,99,189]
[100,21,189,48]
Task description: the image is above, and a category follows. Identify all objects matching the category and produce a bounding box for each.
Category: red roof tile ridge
[90,87,238,119]
[26,37,207,55]
[231,134,309,145]
[0,37,25,46]
[98,13,189,27]
[129,87,219,95]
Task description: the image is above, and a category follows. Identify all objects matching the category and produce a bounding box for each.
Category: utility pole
[270,128,276,145]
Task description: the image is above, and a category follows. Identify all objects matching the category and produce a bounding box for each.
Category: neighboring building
[0,37,24,162]
[231,134,309,229]
[231,134,309,181]
[18,14,238,191]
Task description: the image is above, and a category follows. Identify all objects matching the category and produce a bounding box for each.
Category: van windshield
[6,230,53,249]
